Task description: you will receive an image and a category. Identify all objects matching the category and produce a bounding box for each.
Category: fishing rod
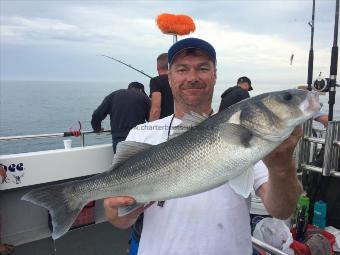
[328,0,339,121]
[307,0,316,91]
[100,54,153,79]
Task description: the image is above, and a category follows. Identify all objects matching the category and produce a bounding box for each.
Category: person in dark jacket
[91,82,150,153]
[218,76,253,112]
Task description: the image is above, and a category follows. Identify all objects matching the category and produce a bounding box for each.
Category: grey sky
[0,0,338,91]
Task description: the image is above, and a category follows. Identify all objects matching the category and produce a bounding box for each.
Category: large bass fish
[22,89,320,239]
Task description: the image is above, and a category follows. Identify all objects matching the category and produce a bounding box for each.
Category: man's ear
[168,72,172,88]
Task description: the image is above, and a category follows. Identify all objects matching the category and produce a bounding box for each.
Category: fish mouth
[299,91,321,117]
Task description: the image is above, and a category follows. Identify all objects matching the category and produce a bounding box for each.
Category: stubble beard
[176,90,213,114]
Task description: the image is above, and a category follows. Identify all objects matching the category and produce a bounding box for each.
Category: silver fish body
[22,89,320,239]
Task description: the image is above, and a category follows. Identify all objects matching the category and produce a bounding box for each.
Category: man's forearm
[149,108,161,121]
[260,159,302,219]
[149,92,162,121]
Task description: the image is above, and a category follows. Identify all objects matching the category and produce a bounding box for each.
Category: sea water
[1,80,340,155]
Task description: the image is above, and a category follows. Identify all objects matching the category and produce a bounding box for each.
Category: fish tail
[22,183,87,239]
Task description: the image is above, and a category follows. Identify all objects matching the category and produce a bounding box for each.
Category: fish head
[230,89,320,141]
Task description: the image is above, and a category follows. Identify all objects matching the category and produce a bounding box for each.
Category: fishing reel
[313,72,330,92]
[313,72,340,92]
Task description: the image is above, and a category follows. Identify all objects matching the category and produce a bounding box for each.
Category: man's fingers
[103,198,156,228]
[104,197,155,220]
[104,196,136,209]
[291,125,303,138]
[285,125,303,148]
[125,202,155,218]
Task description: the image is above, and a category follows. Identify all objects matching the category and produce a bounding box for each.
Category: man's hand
[103,196,152,229]
[259,125,303,219]
[263,125,302,173]
[94,128,104,134]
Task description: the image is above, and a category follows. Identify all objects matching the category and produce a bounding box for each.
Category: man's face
[168,50,217,110]
[239,82,250,91]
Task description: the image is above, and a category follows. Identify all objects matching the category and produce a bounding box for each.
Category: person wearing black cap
[91,82,150,153]
[218,76,253,112]
[149,53,174,121]
[103,38,302,255]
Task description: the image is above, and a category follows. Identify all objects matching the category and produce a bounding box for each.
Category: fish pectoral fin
[169,112,209,140]
[112,141,153,168]
[118,202,146,216]
[221,123,254,148]
[228,166,255,198]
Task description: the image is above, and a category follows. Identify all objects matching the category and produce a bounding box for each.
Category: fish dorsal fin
[169,112,209,140]
[112,141,153,168]
[228,110,241,125]
[185,111,209,125]
[228,165,255,198]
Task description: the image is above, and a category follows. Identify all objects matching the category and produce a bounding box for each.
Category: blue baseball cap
[168,38,216,65]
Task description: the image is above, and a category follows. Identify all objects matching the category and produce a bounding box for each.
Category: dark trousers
[112,137,126,154]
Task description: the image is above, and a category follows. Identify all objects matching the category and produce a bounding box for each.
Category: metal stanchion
[323,121,340,176]
[298,119,313,170]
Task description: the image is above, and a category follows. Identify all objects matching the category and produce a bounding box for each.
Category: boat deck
[9,222,130,255]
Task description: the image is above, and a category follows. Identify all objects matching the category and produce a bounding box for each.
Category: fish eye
[282,92,293,101]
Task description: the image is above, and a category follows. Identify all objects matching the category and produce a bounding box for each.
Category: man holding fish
[103,38,314,254]
[23,38,321,254]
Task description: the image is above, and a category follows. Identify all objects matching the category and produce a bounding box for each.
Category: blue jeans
[129,233,139,255]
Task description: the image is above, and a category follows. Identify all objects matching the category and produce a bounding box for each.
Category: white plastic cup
[63,139,72,149]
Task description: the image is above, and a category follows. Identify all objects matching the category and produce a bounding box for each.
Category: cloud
[1,15,113,45]
[190,19,332,83]
[1,6,168,52]
[0,1,338,82]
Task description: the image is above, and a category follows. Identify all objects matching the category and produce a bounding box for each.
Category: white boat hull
[0,144,114,245]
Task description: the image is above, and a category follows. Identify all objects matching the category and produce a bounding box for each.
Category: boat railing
[0,129,112,147]
[251,120,340,255]
[252,237,290,255]
[298,120,340,178]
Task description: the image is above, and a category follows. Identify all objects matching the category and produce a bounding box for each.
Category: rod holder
[323,121,340,176]
[297,119,313,170]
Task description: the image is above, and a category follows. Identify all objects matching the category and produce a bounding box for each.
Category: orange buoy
[156,13,195,36]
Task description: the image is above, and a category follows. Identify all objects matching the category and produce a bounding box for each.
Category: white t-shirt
[126,115,269,255]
